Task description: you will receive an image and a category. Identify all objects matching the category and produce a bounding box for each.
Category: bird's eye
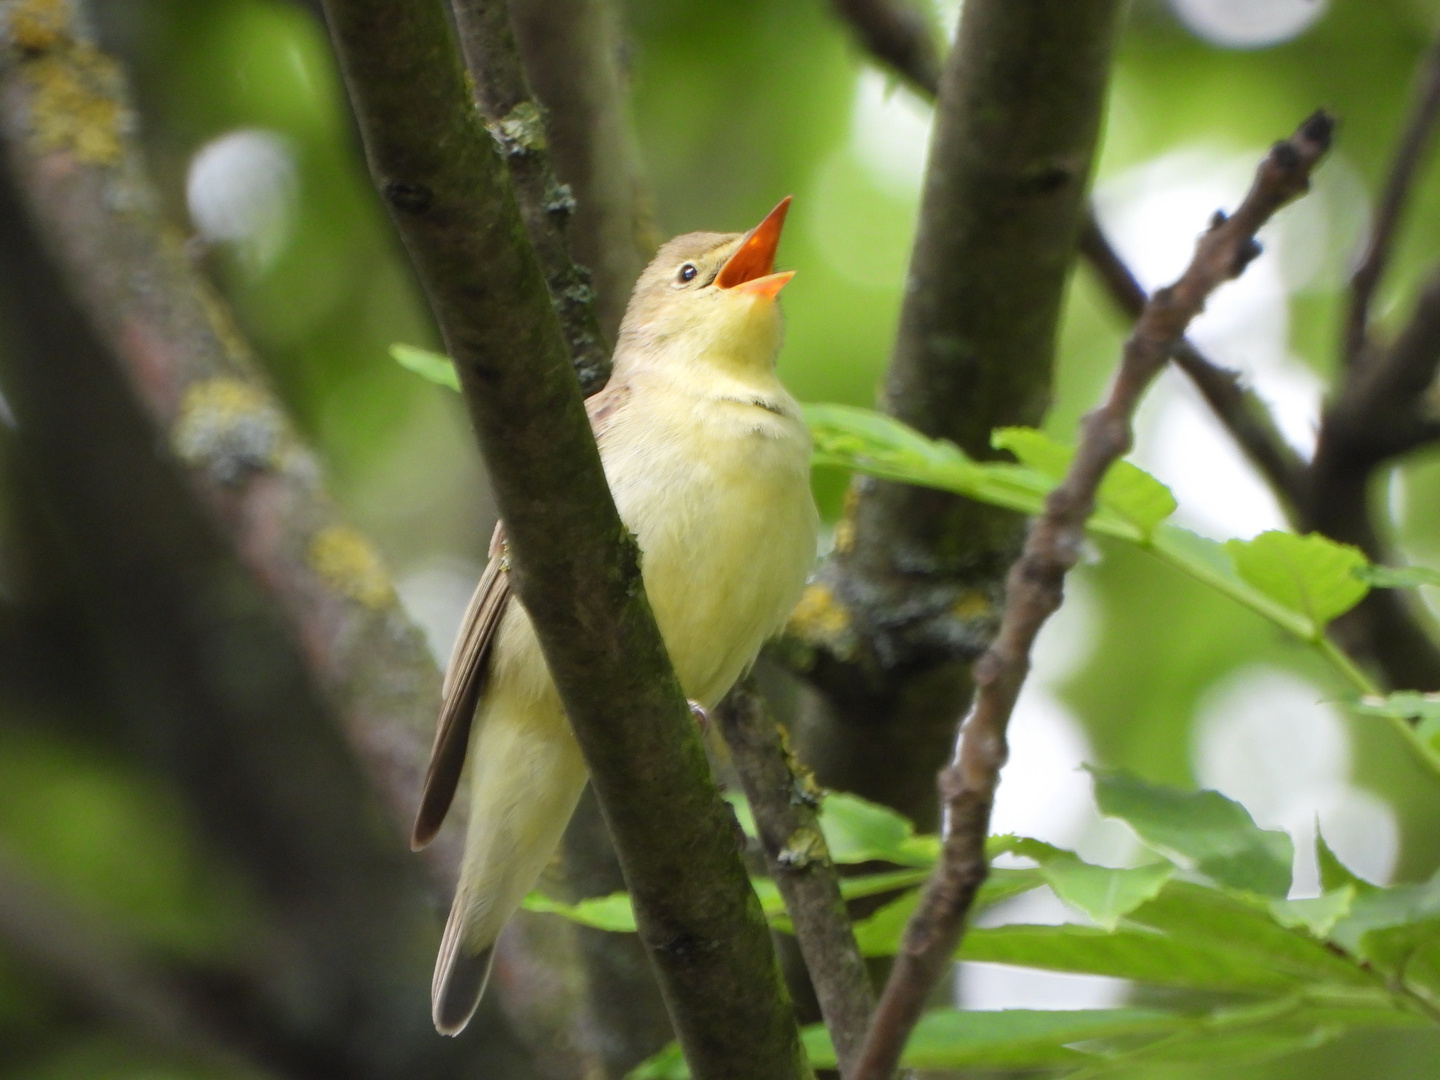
[677,263,698,284]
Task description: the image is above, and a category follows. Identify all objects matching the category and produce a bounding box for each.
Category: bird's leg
[687,700,710,735]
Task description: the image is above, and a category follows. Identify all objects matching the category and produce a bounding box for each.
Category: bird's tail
[431,704,588,1035]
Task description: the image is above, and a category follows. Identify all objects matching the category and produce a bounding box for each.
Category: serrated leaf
[1331,870,1440,958]
[992,427,1177,538]
[390,342,461,391]
[960,923,1303,992]
[1000,837,1173,929]
[1269,887,1355,937]
[1091,769,1293,897]
[1355,564,1440,589]
[801,1008,1183,1070]
[1354,692,1440,727]
[850,867,1043,956]
[1128,881,1374,987]
[817,791,939,867]
[1225,531,1369,634]
[1316,829,1380,896]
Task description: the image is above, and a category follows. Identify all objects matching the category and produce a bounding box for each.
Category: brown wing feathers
[410,523,511,849]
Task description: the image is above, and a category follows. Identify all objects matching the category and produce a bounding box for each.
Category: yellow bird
[412,198,819,1035]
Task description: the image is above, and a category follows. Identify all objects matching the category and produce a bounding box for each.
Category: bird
[411,197,819,1035]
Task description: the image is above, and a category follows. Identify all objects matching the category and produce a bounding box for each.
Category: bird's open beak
[716,196,795,300]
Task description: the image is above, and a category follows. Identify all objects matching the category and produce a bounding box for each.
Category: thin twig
[716,680,876,1077]
[317,2,812,1076]
[848,113,1334,1080]
[450,0,612,394]
[1078,215,1308,517]
[827,0,941,98]
[1345,30,1440,365]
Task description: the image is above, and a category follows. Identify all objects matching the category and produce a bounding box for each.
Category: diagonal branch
[1344,29,1440,366]
[848,114,1334,1080]
[449,0,612,395]
[716,680,876,1077]
[827,0,941,99]
[0,0,455,885]
[315,2,810,1077]
[1078,216,1309,517]
[828,0,1309,525]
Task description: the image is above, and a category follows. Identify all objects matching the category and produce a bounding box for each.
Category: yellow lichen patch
[173,377,286,482]
[310,525,395,610]
[787,582,851,646]
[11,0,69,52]
[832,485,861,554]
[951,589,992,623]
[24,45,124,165]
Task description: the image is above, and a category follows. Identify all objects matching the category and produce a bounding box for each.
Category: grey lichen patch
[309,524,395,610]
[776,825,828,871]
[173,377,286,485]
[493,101,547,157]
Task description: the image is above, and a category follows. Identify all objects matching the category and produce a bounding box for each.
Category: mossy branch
[316,1,810,1076]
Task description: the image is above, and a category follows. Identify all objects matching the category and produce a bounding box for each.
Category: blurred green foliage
[5,0,1440,1076]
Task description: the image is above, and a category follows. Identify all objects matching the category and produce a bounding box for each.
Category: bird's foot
[687,700,710,735]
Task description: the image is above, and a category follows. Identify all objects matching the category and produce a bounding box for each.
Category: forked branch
[848,113,1334,1080]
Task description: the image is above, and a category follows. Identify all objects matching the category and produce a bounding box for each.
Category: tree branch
[827,0,1310,525]
[1078,215,1309,516]
[0,0,455,885]
[449,0,612,394]
[506,0,655,339]
[315,2,809,1077]
[848,114,1334,1080]
[1344,29,1440,366]
[716,680,876,1077]
[826,0,941,99]
[792,0,1124,833]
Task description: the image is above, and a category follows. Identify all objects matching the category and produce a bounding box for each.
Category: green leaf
[1128,881,1375,987]
[817,791,939,867]
[522,891,636,932]
[625,1040,687,1080]
[1355,564,1440,589]
[1269,887,1356,937]
[804,403,986,492]
[1316,829,1379,896]
[993,427,1177,538]
[1225,531,1369,634]
[1091,769,1293,897]
[998,837,1173,929]
[1331,870,1440,961]
[390,342,461,392]
[960,923,1304,993]
[801,1008,1183,1071]
[849,867,1043,956]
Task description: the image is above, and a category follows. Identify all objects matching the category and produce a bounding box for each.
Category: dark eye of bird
[677,263,698,284]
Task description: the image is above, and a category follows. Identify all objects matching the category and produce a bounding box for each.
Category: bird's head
[615,197,795,377]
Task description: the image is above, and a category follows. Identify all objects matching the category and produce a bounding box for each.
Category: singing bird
[412,197,819,1035]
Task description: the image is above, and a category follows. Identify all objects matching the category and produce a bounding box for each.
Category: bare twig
[716,680,876,1077]
[1078,215,1309,516]
[1345,31,1440,365]
[317,2,811,1077]
[827,0,941,98]
[848,114,1334,1080]
[450,0,612,394]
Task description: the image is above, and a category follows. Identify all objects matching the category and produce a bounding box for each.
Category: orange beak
[716,196,795,300]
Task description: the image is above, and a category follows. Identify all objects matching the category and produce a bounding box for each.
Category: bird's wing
[410,381,630,850]
[411,521,511,850]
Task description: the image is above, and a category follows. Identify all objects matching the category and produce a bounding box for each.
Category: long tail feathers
[432,894,495,1036]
